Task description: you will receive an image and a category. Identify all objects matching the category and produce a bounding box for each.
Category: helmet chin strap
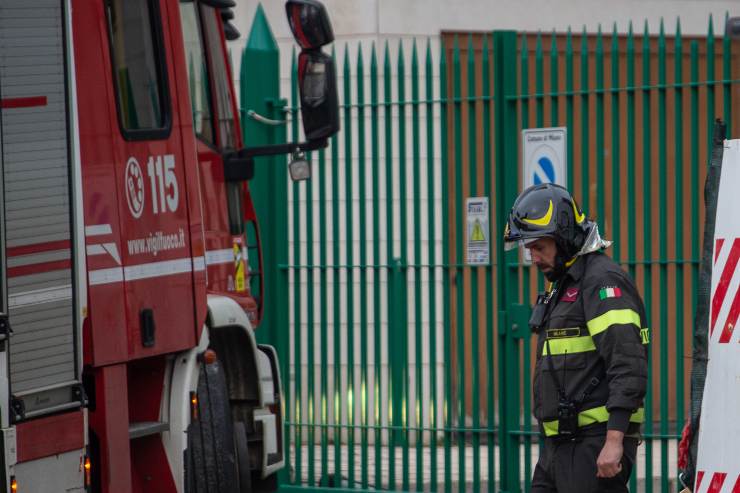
[544,247,576,282]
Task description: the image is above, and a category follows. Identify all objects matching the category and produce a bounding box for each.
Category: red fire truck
[0,0,337,491]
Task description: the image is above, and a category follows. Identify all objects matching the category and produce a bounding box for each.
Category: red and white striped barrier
[695,471,740,493]
[696,140,740,491]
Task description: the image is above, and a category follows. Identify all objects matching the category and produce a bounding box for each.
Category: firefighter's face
[527,237,557,274]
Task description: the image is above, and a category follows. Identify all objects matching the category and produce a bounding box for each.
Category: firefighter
[504,183,649,493]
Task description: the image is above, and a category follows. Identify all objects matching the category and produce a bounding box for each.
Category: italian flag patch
[599,286,622,300]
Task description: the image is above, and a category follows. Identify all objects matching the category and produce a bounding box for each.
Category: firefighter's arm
[583,271,649,432]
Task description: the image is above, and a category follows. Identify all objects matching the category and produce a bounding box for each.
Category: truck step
[129,421,169,439]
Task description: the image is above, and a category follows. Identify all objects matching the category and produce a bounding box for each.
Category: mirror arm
[223,139,328,183]
[240,138,328,159]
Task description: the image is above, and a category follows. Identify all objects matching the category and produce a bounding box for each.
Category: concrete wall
[230,0,739,90]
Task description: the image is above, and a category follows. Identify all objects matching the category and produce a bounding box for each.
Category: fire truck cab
[0,0,337,491]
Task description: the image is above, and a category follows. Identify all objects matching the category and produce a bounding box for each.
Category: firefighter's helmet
[503,183,589,259]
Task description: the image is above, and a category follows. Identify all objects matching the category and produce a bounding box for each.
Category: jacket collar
[564,254,587,283]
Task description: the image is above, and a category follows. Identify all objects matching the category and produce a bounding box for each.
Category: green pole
[493,30,520,493]
[239,7,289,486]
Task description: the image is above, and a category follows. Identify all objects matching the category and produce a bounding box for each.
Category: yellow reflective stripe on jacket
[542,335,596,356]
[542,406,645,437]
[586,308,641,337]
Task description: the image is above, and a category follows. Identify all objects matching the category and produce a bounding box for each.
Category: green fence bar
[550,30,559,126]
[451,35,466,493]
[595,27,605,231]
[370,42,383,491]
[723,14,732,135]
[580,27,590,211]
[626,24,637,283]
[690,39,700,374]
[610,24,621,263]
[519,32,533,493]
[331,44,342,490]
[383,40,396,491]
[535,33,544,127]
[396,40,411,493]
[342,44,356,490]
[641,21,655,493]
[425,38,439,493]
[466,33,482,493]
[627,26,638,492]
[673,19,686,469]
[440,37,453,493]
[306,72,316,489]
[707,16,715,163]
[319,137,329,488]
[410,39,423,492]
[356,42,369,491]
[481,33,496,493]
[566,29,575,191]
[657,21,670,493]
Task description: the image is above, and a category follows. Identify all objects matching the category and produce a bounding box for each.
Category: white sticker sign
[466,197,489,266]
[522,127,567,190]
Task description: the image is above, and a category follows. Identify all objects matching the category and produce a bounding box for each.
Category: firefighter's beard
[536,255,567,282]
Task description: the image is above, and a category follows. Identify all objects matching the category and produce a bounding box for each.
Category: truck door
[0,0,84,421]
[102,0,197,358]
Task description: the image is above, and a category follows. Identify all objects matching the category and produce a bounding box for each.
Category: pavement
[290,439,679,491]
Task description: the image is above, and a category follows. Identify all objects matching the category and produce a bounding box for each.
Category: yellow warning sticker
[233,238,246,292]
[471,219,486,241]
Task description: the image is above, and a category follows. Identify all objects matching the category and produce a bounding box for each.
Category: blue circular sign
[533,156,556,185]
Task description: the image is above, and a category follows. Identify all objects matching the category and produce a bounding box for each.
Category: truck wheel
[185,360,239,493]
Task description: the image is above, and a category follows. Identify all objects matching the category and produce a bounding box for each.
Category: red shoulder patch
[562,287,579,302]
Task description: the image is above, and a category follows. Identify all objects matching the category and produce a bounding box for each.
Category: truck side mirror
[286,0,339,141]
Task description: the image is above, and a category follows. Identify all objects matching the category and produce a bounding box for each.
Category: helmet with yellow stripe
[504,183,590,260]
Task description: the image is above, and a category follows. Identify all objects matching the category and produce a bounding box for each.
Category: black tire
[233,421,252,492]
[185,360,239,493]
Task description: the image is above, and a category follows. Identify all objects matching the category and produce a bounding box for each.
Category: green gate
[241,8,740,492]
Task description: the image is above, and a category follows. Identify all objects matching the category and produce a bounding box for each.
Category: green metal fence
[241,10,740,493]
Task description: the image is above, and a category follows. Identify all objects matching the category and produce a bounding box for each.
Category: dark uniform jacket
[533,251,649,437]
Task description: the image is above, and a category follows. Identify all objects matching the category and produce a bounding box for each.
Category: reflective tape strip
[542,335,596,356]
[205,249,232,266]
[543,406,645,437]
[640,327,650,345]
[586,308,641,336]
[124,258,192,281]
[543,420,559,437]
